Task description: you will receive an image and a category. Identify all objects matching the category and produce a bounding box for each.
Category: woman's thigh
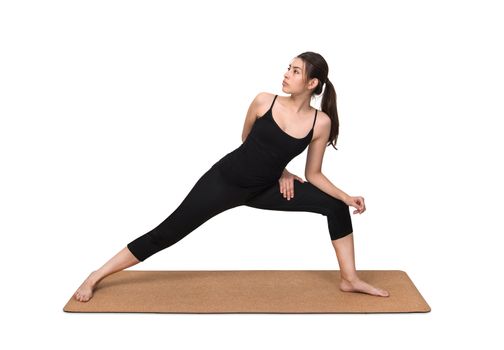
[155,165,250,235]
[127,165,251,261]
[243,180,353,240]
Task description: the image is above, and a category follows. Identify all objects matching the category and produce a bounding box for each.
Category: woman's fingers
[279,174,303,200]
[285,182,293,200]
[358,196,366,213]
[278,179,287,198]
[351,196,366,214]
[279,179,294,200]
[348,197,359,214]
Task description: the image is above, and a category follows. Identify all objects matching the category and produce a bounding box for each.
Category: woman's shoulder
[316,109,330,120]
[253,91,276,105]
[250,92,276,118]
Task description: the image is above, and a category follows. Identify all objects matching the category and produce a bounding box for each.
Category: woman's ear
[307,77,319,90]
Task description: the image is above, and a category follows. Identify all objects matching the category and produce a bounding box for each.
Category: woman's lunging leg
[332,233,389,297]
[245,180,389,297]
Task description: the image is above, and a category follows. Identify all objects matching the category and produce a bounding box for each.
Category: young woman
[74,51,389,302]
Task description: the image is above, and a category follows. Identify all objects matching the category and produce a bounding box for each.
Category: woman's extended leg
[244,180,389,297]
[74,165,248,302]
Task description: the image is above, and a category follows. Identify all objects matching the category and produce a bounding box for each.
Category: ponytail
[321,78,339,150]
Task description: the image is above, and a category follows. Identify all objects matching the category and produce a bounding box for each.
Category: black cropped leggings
[127,163,353,262]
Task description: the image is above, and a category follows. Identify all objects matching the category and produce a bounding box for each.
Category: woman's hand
[278,169,305,200]
[344,196,367,214]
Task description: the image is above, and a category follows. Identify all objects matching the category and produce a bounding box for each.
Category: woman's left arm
[306,171,350,204]
[305,113,365,214]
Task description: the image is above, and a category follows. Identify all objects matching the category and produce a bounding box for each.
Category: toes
[75,291,86,302]
[377,289,389,297]
[380,288,389,296]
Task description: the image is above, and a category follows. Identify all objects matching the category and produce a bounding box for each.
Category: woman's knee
[331,197,351,218]
[334,197,349,212]
[326,197,353,239]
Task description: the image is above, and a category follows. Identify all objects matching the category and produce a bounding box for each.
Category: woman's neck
[285,93,312,114]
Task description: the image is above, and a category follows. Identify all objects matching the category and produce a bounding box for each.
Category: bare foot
[340,277,389,297]
[74,271,99,302]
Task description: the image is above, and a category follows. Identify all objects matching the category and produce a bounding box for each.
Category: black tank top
[215,94,318,188]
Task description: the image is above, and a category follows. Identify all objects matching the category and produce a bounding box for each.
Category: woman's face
[282,57,306,94]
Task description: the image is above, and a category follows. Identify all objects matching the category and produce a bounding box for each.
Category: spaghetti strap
[269,94,278,110]
[311,109,318,129]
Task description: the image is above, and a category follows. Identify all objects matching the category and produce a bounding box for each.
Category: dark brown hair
[296,51,339,150]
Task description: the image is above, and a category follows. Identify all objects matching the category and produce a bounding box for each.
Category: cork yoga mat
[63,270,430,314]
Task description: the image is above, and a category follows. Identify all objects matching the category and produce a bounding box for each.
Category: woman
[74,51,389,302]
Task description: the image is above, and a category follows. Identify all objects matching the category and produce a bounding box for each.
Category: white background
[1,0,503,348]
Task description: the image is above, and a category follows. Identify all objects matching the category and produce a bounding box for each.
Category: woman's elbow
[305,171,322,182]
